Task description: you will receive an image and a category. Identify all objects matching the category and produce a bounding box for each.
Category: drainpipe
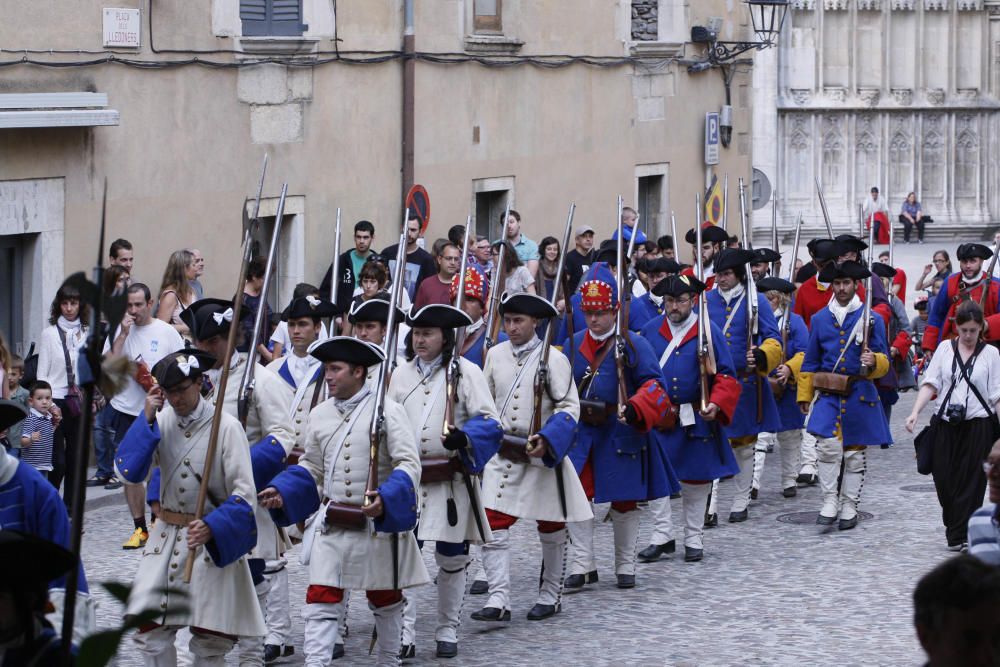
[402,0,415,202]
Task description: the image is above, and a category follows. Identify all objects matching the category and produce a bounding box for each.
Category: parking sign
[705,112,720,165]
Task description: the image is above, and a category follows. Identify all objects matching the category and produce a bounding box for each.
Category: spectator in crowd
[104,282,184,549]
[494,239,536,295]
[0,332,10,401]
[2,356,29,456]
[912,555,1000,666]
[155,249,197,337]
[36,283,88,502]
[968,439,1000,564]
[535,236,565,336]
[612,206,647,246]
[905,302,1000,551]
[503,209,539,276]
[381,211,436,303]
[320,219,377,308]
[343,258,390,337]
[900,192,926,244]
[931,276,945,298]
[415,240,463,308]
[187,247,206,299]
[916,250,952,293]
[473,235,494,275]
[564,225,596,290]
[270,282,329,359]
[239,255,275,359]
[878,250,906,302]
[641,240,660,261]
[726,235,740,249]
[109,237,134,278]
[861,186,890,242]
[657,235,674,261]
[911,297,929,361]
[18,382,55,478]
[449,223,477,267]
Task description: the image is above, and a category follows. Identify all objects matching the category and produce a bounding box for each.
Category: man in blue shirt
[503,209,539,276]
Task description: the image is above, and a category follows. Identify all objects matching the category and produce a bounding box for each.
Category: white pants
[264,561,291,647]
[135,625,235,667]
[680,482,712,550]
[756,430,803,491]
[646,496,674,545]
[799,429,818,476]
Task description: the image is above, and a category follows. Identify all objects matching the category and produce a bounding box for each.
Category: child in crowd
[19,381,55,477]
[1,356,30,457]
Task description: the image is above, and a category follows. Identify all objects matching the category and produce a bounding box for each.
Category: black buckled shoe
[436,641,458,658]
[637,540,676,562]
[469,579,489,595]
[398,643,415,660]
[728,509,748,523]
[684,547,704,562]
[586,569,598,584]
[332,643,344,660]
[470,606,511,622]
[797,473,818,486]
[526,603,560,620]
[838,516,858,531]
[616,574,636,589]
[782,486,797,498]
[704,512,718,528]
[263,644,281,664]
[564,573,585,590]
[816,514,837,526]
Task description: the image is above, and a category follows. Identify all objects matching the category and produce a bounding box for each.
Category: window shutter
[240,0,306,37]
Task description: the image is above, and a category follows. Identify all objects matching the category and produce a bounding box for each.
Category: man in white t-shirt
[103,283,185,549]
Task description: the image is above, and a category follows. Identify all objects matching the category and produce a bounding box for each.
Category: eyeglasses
[933,259,946,264]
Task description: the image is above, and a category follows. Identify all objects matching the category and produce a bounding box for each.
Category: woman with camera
[905,301,1000,551]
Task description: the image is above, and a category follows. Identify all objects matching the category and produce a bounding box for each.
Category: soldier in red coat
[681,224,729,291]
[921,242,1000,357]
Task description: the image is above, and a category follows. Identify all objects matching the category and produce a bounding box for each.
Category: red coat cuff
[892,330,912,358]
[986,314,1000,342]
[709,373,742,426]
[921,325,940,352]
[628,379,675,433]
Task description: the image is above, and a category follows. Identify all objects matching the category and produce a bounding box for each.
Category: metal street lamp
[690,0,789,66]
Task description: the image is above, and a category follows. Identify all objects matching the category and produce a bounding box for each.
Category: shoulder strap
[55,325,76,386]
[954,340,994,416]
[578,339,615,397]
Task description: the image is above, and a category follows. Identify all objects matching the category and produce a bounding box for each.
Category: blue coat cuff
[115,416,159,484]
[250,435,286,491]
[373,469,418,533]
[267,465,321,527]
[202,494,257,567]
[147,467,161,506]
[457,415,503,474]
[538,412,578,468]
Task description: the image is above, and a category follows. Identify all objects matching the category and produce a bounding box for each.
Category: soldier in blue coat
[637,276,743,563]
[752,277,809,500]
[555,248,646,348]
[630,257,681,330]
[565,263,679,590]
[704,249,784,524]
[798,261,893,531]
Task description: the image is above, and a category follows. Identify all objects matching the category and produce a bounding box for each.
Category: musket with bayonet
[859,209,877,376]
[695,194,716,413]
[328,208,342,333]
[484,200,512,356]
[979,235,1000,313]
[670,210,680,261]
[815,177,835,239]
[238,182,287,426]
[614,196,629,419]
[525,203,575,519]
[770,189,781,277]
[738,178,763,422]
[722,174,729,233]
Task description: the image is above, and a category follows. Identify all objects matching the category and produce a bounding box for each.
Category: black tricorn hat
[405,304,474,329]
[348,298,404,325]
[151,349,216,389]
[750,248,781,264]
[684,225,730,245]
[806,238,845,261]
[282,296,340,322]
[644,257,682,275]
[957,243,993,261]
[0,399,28,433]
[498,292,558,319]
[871,262,897,280]
[309,336,386,367]
[594,239,631,265]
[756,276,796,294]
[714,248,757,275]
[180,298,236,341]
[834,234,868,253]
[818,260,871,282]
[0,530,75,590]
[652,274,706,298]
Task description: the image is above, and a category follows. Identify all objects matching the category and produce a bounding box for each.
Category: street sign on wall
[704,112,720,166]
[103,8,141,48]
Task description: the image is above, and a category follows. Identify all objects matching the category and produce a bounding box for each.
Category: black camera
[945,404,966,422]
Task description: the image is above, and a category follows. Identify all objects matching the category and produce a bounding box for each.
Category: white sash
[288,361,321,418]
[722,293,746,335]
[659,318,697,367]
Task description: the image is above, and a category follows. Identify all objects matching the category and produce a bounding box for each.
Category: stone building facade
[753,0,1000,241]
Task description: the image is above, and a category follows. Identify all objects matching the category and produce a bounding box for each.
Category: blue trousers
[93,404,117,478]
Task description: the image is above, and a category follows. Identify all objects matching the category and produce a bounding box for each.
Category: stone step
[755,222,1000,246]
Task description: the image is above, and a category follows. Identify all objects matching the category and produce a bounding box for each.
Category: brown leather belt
[499,435,530,464]
[579,398,616,426]
[421,456,466,484]
[323,499,367,531]
[159,508,197,527]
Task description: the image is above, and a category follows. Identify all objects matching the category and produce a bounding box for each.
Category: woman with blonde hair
[155,249,197,336]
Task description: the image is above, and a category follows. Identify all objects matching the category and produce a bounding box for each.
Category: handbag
[56,326,83,418]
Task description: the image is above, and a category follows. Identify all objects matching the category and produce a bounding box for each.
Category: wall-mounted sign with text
[103,8,141,48]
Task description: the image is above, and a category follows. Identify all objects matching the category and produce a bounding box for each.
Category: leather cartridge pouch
[579,398,616,426]
[499,435,530,464]
[811,372,854,396]
[324,501,368,531]
[768,376,786,400]
[421,456,465,484]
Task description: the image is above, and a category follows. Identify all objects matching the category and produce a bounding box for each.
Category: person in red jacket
[791,239,844,328]
[680,224,728,290]
[921,242,1000,357]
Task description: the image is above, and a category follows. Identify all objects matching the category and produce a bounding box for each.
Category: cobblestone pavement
[81,391,957,666]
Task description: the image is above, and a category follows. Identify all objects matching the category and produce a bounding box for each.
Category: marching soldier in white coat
[261,295,339,663]
[116,350,266,665]
[471,293,591,624]
[178,298,297,666]
[348,298,405,386]
[258,337,430,667]
[388,303,503,659]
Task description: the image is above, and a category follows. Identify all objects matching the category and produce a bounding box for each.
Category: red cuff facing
[986,314,1000,342]
[628,379,674,433]
[921,325,941,352]
[892,330,912,358]
[709,373,742,426]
